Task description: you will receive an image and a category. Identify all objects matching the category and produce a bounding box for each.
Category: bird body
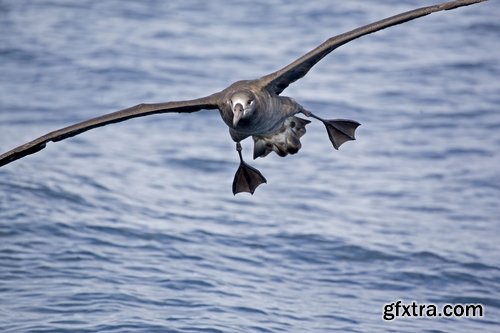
[0,0,486,194]
[220,81,305,144]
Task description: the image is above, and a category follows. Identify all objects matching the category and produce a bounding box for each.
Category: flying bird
[0,0,486,194]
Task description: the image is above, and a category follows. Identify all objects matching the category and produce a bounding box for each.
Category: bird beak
[232,103,243,127]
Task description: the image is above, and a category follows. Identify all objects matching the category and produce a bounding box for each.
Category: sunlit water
[1,1,499,332]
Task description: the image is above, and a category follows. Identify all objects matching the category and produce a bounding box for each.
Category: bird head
[229,91,256,127]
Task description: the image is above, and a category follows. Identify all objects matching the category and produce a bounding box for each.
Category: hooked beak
[232,103,243,127]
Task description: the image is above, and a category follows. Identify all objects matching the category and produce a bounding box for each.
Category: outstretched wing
[0,93,221,167]
[259,0,486,95]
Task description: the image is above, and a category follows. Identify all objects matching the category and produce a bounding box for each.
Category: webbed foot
[232,160,267,195]
[322,119,360,149]
[232,142,267,195]
[302,110,360,149]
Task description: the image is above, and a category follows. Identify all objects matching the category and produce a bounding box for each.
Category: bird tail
[253,116,310,159]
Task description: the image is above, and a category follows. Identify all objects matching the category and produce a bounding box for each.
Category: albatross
[0,0,486,194]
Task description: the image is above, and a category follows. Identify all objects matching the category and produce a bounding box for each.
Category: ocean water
[1,1,499,332]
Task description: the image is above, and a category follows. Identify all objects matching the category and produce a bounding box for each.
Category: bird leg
[302,110,360,150]
[232,142,267,195]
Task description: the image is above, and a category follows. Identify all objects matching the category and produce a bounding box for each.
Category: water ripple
[1,1,499,332]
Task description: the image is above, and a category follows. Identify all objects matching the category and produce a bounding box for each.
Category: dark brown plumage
[0,0,486,194]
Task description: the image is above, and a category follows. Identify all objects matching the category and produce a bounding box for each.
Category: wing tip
[0,142,47,168]
[442,0,487,11]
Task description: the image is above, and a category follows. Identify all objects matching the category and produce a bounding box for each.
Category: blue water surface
[1,1,500,332]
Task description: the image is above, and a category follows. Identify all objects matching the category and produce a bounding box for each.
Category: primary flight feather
[0,0,486,194]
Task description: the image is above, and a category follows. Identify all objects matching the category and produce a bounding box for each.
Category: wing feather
[258,0,486,95]
[0,93,221,167]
